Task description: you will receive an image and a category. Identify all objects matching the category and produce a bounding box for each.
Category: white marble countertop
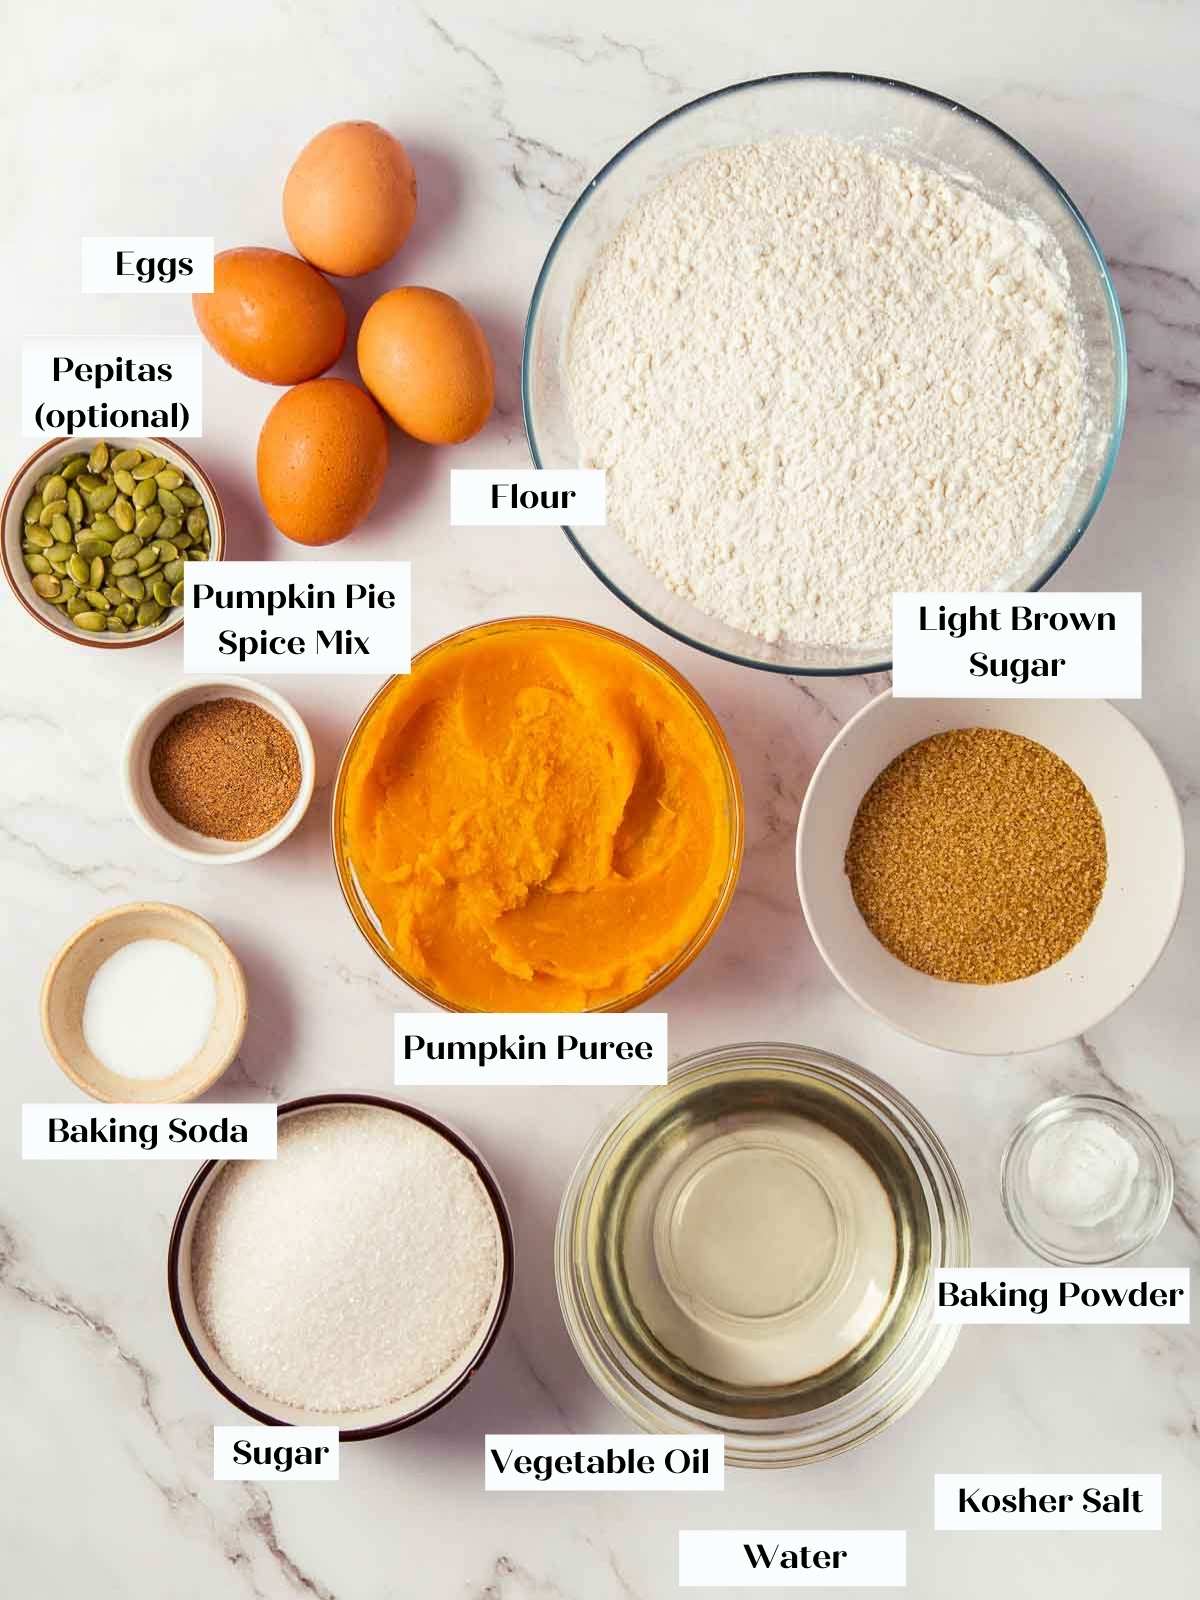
[4,1,1198,1594]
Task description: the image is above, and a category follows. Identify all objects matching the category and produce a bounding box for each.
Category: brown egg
[283,121,417,278]
[256,378,389,545]
[193,248,346,385]
[357,287,494,445]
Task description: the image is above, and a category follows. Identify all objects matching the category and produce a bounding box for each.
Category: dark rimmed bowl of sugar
[168,1094,515,1438]
[122,676,315,864]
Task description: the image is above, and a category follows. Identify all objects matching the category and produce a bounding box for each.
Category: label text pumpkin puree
[341,623,737,1010]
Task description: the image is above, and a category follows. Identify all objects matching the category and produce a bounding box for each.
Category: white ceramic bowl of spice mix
[122,676,315,864]
[168,1095,515,1438]
[796,692,1184,1054]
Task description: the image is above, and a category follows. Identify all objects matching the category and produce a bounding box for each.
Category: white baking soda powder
[83,938,216,1079]
[191,1104,503,1414]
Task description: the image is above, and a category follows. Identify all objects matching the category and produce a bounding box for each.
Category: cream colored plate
[796,693,1185,1055]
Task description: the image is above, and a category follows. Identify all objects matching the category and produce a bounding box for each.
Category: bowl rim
[166,1091,516,1440]
[795,690,1186,1054]
[39,900,248,1102]
[329,613,746,1011]
[999,1092,1175,1264]
[1,434,226,650]
[522,70,1129,677]
[554,1040,970,1466]
[121,674,317,864]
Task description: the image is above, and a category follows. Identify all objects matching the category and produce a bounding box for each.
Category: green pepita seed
[135,547,158,573]
[151,578,173,607]
[75,473,102,493]
[67,554,89,585]
[117,576,145,601]
[32,573,62,598]
[34,474,52,495]
[110,558,138,577]
[185,507,209,536]
[187,548,208,561]
[74,611,107,632]
[77,538,113,560]
[134,507,163,538]
[132,479,158,510]
[162,558,185,583]
[39,499,67,527]
[140,564,162,580]
[67,486,85,528]
[106,616,129,633]
[46,542,75,563]
[116,602,136,624]
[103,585,124,606]
[88,485,117,513]
[112,534,142,560]
[159,515,183,542]
[174,485,202,508]
[132,457,166,480]
[170,581,185,607]
[23,554,51,575]
[24,495,43,523]
[155,539,179,562]
[155,468,184,490]
[25,527,53,549]
[89,557,106,590]
[51,513,72,542]
[113,469,136,495]
[59,580,78,602]
[66,596,89,617]
[42,475,68,504]
[90,514,120,540]
[136,600,164,627]
[157,487,184,517]
[111,449,142,472]
[112,498,135,533]
[88,442,110,473]
[61,456,87,481]
[83,590,111,613]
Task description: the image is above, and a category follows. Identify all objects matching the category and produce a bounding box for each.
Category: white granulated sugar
[567,136,1085,646]
[192,1105,502,1414]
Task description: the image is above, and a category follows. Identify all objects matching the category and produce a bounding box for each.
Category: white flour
[567,136,1085,647]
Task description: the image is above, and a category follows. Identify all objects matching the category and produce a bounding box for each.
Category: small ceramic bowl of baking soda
[796,692,1184,1055]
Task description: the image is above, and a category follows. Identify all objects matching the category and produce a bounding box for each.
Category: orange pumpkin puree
[342,624,734,1010]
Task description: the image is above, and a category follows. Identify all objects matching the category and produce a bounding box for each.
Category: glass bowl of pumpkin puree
[332,617,744,1012]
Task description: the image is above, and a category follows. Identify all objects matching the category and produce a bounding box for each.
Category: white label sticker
[485,1434,722,1491]
[892,592,1141,698]
[450,469,606,526]
[21,1104,277,1160]
[81,236,215,294]
[395,1012,668,1086]
[213,1427,340,1481]
[934,1268,1190,1324]
[184,562,411,675]
[934,1475,1161,1531]
[678,1531,906,1588]
[21,335,202,438]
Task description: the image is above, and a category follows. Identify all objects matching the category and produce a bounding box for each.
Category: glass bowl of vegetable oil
[555,1042,970,1467]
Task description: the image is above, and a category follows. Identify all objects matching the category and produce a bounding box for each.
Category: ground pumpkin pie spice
[150,696,301,841]
[844,727,1107,985]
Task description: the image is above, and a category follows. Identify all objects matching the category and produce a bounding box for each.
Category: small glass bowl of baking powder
[1001,1094,1174,1265]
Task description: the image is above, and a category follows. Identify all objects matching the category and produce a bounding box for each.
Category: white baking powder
[1027,1116,1139,1228]
[567,136,1085,646]
[192,1104,502,1413]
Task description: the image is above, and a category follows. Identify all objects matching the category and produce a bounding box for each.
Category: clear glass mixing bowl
[523,73,1127,676]
[555,1043,971,1467]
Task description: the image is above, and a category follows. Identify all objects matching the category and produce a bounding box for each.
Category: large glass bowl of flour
[523,74,1126,675]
